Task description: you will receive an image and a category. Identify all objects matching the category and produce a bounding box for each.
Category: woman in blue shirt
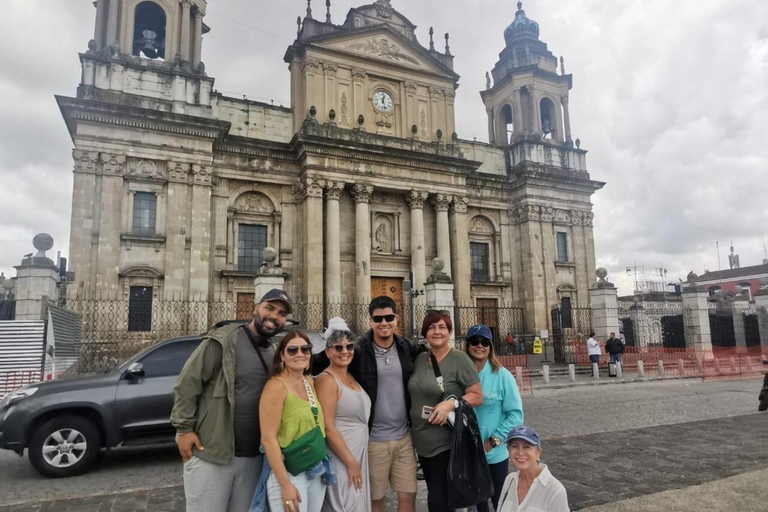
[465,324,524,512]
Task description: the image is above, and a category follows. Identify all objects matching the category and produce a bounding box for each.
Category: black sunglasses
[371,314,396,323]
[332,343,355,353]
[468,338,492,348]
[285,344,312,356]
[426,309,450,316]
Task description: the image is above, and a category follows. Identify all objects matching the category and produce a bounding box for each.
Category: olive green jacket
[171,323,245,466]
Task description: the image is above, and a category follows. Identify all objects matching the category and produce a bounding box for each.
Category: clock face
[372,90,394,113]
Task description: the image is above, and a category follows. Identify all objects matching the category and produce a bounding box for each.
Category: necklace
[373,340,395,365]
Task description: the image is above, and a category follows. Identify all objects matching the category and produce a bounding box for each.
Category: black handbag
[447,399,494,509]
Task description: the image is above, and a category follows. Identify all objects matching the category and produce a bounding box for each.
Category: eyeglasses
[285,345,312,356]
[426,309,450,316]
[371,314,396,323]
[332,343,355,353]
[468,338,492,348]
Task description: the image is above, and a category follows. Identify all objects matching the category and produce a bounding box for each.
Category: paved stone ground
[2,412,766,512]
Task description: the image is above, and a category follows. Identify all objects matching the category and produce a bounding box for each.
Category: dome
[504,2,540,45]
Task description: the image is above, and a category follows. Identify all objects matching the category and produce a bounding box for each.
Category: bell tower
[480,2,573,146]
[91,0,208,68]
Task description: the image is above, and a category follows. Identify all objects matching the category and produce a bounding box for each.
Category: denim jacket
[249,455,336,512]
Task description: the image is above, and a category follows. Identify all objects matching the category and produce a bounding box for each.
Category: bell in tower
[132,2,166,59]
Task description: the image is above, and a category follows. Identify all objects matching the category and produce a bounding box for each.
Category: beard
[252,310,282,338]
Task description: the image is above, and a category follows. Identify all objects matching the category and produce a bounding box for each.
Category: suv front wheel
[28,415,102,478]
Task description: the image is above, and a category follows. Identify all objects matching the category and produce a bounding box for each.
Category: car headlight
[3,386,38,405]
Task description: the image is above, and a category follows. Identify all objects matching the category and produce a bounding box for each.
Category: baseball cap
[466,324,492,341]
[259,289,293,313]
[506,425,541,446]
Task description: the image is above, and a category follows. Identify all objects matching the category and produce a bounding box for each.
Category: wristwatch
[489,436,501,448]
[452,399,460,409]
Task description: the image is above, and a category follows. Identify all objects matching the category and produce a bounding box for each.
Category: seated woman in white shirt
[497,425,569,512]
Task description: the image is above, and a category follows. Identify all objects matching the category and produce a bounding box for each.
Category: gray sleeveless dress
[321,373,372,512]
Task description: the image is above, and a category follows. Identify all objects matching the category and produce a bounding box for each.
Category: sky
[0,0,766,296]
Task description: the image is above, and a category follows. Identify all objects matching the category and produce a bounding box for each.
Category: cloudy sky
[1,0,766,295]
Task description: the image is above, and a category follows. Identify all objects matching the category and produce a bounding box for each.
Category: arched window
[501,104,514,143]
[539,97,557,139]
[708,285,722,297]
[133,1,166,60]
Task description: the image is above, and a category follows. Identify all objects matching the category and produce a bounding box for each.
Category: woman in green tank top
[260,331,327,512]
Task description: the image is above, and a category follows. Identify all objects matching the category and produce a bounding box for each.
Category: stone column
[324,182,344,317]
[449,196,471,305]
[180,0,192,61]
[408,190,429,303]
[192,9,204,66]
[486,109,496,145]
[512,89,524,134]
[561,95,573,143]
[94,0,107,49]
[14,237,60,321]
[682,286,713,353]
[352,184,373,306]
[95,153,125,294]
[588,269,620,342]
[302,179,324,321]
[105,0,119,48]
[189,165,212,307]
[431,194,453,278]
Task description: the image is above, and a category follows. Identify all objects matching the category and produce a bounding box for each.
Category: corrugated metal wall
[46,304,82,377]
[0,321,45,398]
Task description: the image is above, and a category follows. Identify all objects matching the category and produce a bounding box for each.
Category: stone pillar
[589,268,619,342]
[753,282,768,353]
[561,95,573,144]
[431,194,453,278]
[302,179,324,318]
[180,0,192,61]
[449,196,471,306]
[682,286,713,353]
[105,0,119,48]
[486,109,496,145]
[731,295,749,348]
[189,165,212,303]
[95,153,125,295]
[14,235,60,321]
[94,0,107,49]
[192,9,204,66]
[325,182,344,317]
[352,184,373,306]
[408,190,429,303]
[512,89,524,134]
[254,248,285,303]
[425,258,455,342]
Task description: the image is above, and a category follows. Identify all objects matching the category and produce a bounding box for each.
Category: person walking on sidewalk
[605,332,624,370]
[171,289,293,512]
[313,296,423,512]
[465,324,524,512]
[586,333,601,366]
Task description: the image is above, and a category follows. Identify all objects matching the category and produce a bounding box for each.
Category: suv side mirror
[126,362,145,379]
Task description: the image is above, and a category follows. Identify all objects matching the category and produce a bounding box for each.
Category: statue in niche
[375,221,391,253]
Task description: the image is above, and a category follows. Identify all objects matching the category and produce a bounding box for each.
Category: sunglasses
[285,344,312,356]
[426,309,450,316]
[468,338,492,348]
[332,343,355,353]
[371,314,396,323]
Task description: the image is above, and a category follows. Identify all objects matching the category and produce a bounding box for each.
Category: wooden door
[370,277,404,336]
[237,293,255,320]
[476,298,499,342]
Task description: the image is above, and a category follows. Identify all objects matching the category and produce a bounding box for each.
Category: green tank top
[275,377,326,448]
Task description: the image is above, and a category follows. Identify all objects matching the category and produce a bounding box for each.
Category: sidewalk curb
[1,484,183,508]
[532,374,699,390]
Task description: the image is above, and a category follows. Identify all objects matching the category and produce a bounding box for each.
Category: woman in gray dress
[316,318,372,512]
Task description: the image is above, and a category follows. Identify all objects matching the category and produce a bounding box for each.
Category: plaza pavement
[1,411,765,512]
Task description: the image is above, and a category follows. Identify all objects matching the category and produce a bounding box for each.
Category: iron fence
[617,301,687,349]
[551,307,593,364]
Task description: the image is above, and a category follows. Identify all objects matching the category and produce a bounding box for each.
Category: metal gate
[661,315,686,349]
[551,307,593,364]
[709,312,736,347]
[744,313,761,347]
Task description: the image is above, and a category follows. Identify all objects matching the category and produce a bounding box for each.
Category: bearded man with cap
[172,289,293,512]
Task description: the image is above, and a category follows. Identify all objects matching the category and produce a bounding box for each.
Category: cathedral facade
[59,0,604,336]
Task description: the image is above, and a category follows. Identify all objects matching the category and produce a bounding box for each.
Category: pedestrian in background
[315,318,372,512]
[465,325,524,512]
[408,310,483,512]
[504,332,515,355]
[605,332,624,372]
[172,290,292,512]
[496,426,569,512]
[586,332,601,366]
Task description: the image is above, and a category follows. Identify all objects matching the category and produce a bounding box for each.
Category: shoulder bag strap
[240,325,270,375]
[429,351,445,397]
[302,377,320,426]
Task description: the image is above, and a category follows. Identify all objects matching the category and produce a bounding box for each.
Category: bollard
[677,359,685,376]
[729,357,738,375]
[695,357,704,377]
[543,364,550,385]
[592,362,600,379]
[657,360,664,377]
[516,366,523,385]
[616,361,623,379]
[714,358,721,375]
[568,364,576,382]
[637,360,645,378]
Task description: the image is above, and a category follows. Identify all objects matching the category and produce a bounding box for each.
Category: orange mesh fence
[498,355,533,396]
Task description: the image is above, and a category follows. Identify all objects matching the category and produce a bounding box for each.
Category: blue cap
[466,324,492,341]
[506,425,541,446]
